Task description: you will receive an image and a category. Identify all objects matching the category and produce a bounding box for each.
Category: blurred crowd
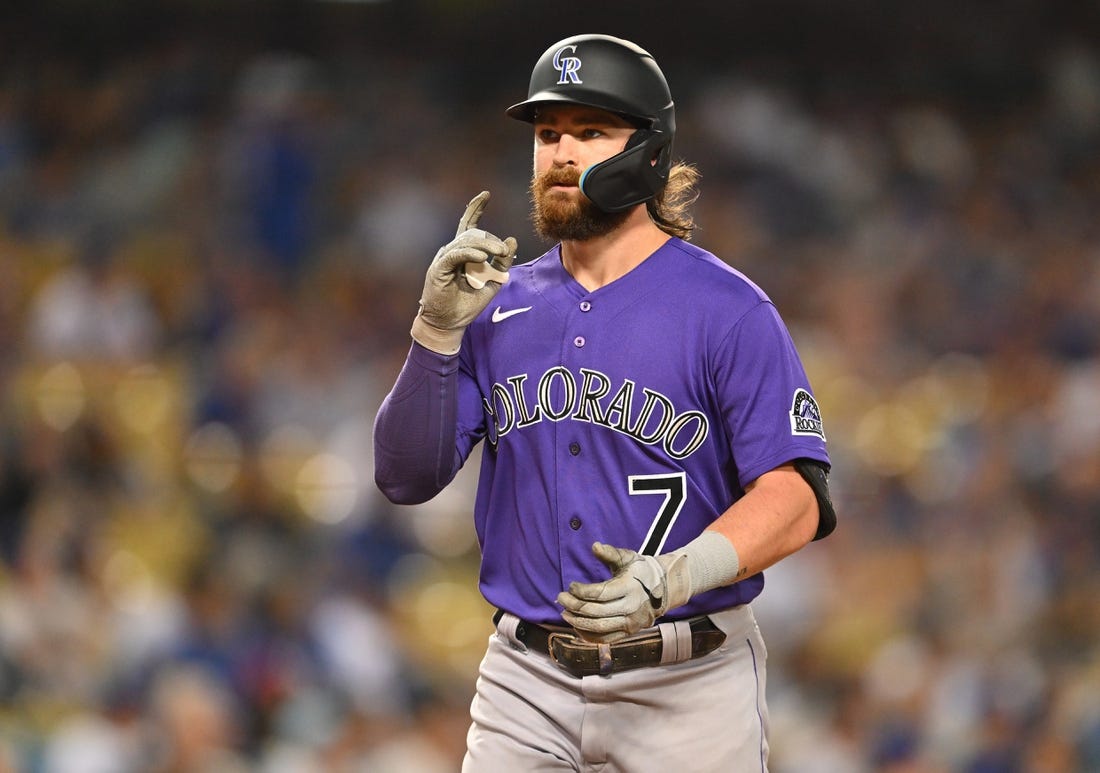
[0,9,1098,773]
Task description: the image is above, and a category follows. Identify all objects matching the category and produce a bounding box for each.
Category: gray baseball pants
[462,604,770,772]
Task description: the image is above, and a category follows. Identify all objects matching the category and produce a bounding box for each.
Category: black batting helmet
[506,34,676,213]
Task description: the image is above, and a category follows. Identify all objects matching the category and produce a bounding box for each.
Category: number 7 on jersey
[630,472,687,556]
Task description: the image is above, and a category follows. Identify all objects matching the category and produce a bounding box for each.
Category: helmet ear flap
[579,129,670,213]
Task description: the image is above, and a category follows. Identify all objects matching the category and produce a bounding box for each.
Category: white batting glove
[558,543,689,643]
[558,532,741,643]
[410,190,517,355]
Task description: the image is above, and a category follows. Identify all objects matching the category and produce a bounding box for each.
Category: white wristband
[410,315,464,355]
[675,530,742,597]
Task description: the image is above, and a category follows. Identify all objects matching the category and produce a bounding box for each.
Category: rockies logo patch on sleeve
[790,389,825,439]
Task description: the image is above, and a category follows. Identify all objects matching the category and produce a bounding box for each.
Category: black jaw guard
[579,128,671,213]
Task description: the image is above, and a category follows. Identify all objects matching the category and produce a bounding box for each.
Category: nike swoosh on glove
[557,542,691,643]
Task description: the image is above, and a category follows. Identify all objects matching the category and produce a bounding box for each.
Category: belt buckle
[546,632,582,677]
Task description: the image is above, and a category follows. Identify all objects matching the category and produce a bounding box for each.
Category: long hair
[647,162,700,240]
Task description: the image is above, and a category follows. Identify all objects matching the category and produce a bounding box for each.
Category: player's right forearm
[373,342,462,504]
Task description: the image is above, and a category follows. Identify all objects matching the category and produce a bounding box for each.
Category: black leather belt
[494,609,727,678]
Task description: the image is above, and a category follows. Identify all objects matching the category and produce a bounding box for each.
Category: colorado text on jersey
[482,365,709,460]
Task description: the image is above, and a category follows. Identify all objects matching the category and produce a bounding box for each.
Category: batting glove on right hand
[411,190,517,355]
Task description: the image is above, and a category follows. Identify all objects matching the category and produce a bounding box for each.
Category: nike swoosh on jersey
[635,578,663,609]
[491,305,533,323]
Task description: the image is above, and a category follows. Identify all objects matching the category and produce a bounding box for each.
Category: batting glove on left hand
[557,542,692,643]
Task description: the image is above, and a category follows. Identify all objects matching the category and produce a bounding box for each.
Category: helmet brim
[506,91,654,128]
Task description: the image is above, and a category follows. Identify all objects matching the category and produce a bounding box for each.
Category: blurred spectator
[27,227,162,364]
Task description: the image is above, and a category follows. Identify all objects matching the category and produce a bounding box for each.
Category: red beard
[529,167,629,242]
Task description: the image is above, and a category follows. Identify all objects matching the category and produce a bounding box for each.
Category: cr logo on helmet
[552,45,582,84]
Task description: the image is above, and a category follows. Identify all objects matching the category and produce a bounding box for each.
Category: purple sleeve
[717,301,829,487]
[373,342,464,505]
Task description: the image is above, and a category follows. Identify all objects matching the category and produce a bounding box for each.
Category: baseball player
[373,33,836,772]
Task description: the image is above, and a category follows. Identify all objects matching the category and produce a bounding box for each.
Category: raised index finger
[456,190,491,237]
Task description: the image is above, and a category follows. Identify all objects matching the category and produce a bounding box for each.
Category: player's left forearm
[705,463,820,582]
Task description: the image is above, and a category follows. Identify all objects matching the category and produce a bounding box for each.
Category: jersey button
[580,301,592,312]
[573,336,585,348]
[569,517,582,530]
[569,442,581,455]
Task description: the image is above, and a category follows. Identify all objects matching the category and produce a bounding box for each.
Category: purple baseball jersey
[375,237,828,626]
